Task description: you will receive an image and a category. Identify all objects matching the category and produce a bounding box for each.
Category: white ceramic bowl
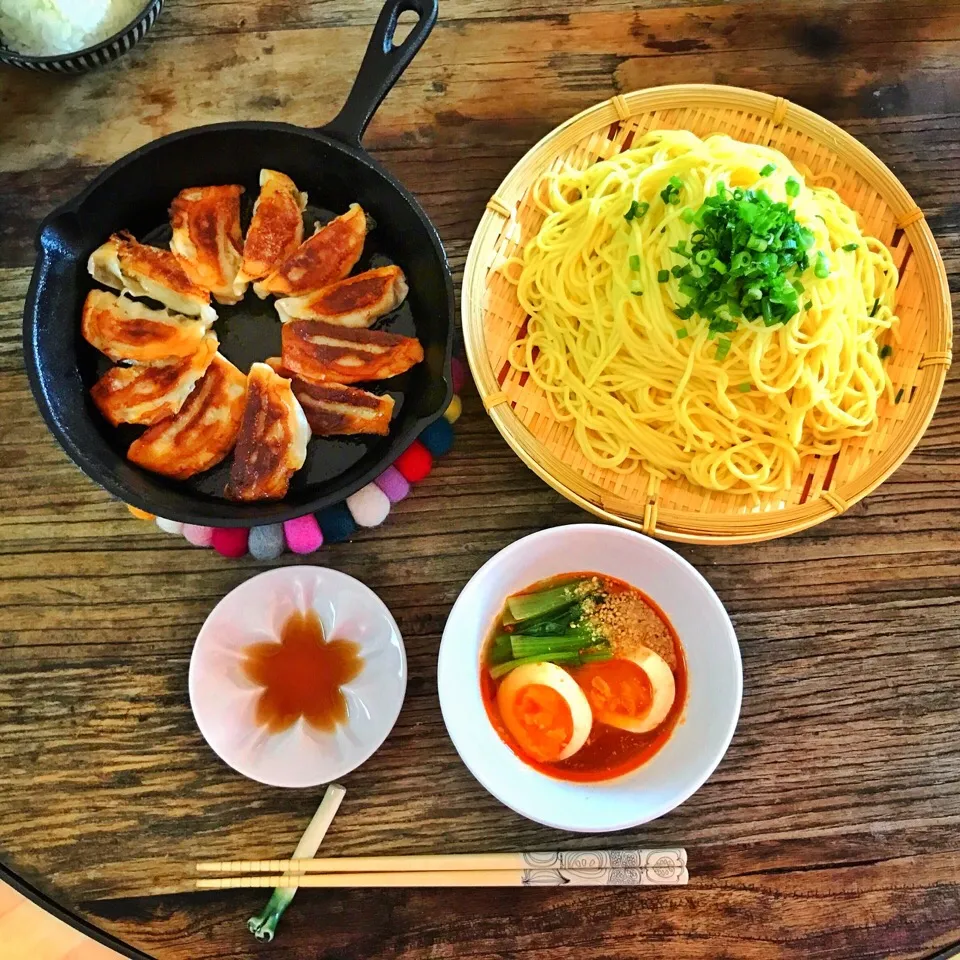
[189,566,406,788]
[438,524,742,832]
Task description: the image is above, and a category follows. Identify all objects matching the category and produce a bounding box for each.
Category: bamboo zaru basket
[462,85,952,545]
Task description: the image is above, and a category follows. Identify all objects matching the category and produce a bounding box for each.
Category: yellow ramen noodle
[506,131,898,495]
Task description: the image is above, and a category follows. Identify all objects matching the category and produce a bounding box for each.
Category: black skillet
[23,0,452,527]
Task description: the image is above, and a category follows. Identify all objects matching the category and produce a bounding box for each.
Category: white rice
[0,0,145,56]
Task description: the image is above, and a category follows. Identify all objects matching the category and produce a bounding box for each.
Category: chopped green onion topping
[842,242,859,252]
[665,183,816,341]
[658,269,670,283]
[737,382,752,392]
[870,298,881,317]
[629,254,641,271]
[676,327,689,339]
[660,176,683,205]
[785,177,800,197]
[895,387,905,404]
[759,163,776,177]
[681,207,696,223]
[814,251,830,279]
[624,200,649,222]
[879,344,893,360]
[715,337,732,361]
[804,300,813,311]
[632,289,643,296]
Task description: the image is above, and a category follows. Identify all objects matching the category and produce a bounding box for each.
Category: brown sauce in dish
[241,608,363,734]
[481,572,687,783]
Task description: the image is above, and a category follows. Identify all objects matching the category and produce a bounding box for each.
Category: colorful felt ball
[155,517,184,536]
[394,441,432,483]
[443,394,462,424]
[450,356,467,394]
[374,465,410,503]
[182,524,215,547]
[284,514,324,554]
[212,527,249,558]
[347,483,391,528]
[127,505,154,521]
[316,504,357,544]
[249,524,286,560]
[419,417,454,457]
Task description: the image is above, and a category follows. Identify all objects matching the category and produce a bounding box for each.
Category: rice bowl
[0,0,161,71]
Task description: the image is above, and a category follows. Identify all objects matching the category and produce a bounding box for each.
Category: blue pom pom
[316,503,357,544]
[249,523,286,560]
[419,417,454,457]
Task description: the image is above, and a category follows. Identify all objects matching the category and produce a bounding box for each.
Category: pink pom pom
[284,514,324,554]
[182,524,214,547]
[451,356,467,394]
[212,527,249,558]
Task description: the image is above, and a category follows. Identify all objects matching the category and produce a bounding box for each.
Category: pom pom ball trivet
[212,527,250,558]
[284,515,324,554]
[248,523,286,561]
[130,391,463,558]
[394,441,432,483]
[374,465,409,503]
[346,483,390,528]
[137,396,460,557]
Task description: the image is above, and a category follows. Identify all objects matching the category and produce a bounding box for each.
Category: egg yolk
[576,659,653,722]
[505,683,574,762]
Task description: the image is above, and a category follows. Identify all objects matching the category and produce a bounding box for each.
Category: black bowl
[0,0,162,73]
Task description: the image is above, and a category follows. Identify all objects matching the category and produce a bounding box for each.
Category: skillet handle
[321,0,438,145]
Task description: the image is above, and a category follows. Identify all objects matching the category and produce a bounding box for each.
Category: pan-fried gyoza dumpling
[235,169,308,286]
[225,362,310,502]
[253,203,368,299]
[291,379,395,437]
[81,290,214,364]
[170,184,246,304]
[91,335,218,427]
[281,320,424,385]
[127,353,247,479]
[274,265,408,327]
[87,232,217,323]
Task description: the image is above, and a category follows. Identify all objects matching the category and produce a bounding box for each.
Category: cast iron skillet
[23,0,452,527]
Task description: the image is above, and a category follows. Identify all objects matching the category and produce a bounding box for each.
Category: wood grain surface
[1,1,959,958]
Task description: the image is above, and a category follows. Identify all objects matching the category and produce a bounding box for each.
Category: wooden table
[1,1,959,957]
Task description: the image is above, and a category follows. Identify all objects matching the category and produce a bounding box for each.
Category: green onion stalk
[248,783,346,941]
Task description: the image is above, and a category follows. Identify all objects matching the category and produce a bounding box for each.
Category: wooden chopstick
[196,849,688,888]
[198,867,685,889]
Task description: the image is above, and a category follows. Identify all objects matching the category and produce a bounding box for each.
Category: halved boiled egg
[575,648,676,734]
[496,661,593,763]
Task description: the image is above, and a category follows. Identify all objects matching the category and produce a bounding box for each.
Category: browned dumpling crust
[91,335,218,427]
[127,353,247,479]
[236,169,308,285]
[81,290,213,364]
[253,203,367,299]
[170,184,246,304]
[281,320,423,385]
[275,265,408,327]
[225,362,310,502]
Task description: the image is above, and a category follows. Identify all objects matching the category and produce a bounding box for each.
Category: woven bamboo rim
[462,85,952,545]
